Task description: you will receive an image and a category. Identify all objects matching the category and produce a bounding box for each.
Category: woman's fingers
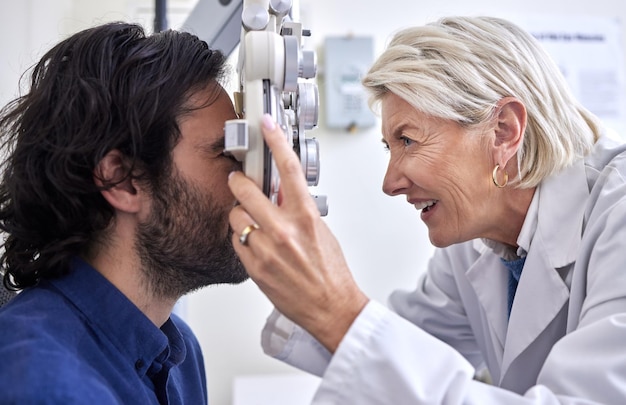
[227,114,369,352]
[228,114,317,229]
[228,203,259,249]
[259,114,318,212]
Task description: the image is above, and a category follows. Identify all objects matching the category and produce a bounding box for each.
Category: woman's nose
[382,161,409,196]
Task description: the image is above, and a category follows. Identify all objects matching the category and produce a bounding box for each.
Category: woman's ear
[493,97,527,167]
[94,150,140,213]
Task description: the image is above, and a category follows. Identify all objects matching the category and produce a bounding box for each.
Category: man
[0,22,247,403]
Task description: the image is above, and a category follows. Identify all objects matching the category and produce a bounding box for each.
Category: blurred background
[1,1,625,404]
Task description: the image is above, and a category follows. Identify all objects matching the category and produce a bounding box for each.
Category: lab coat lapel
[499,247,569,377]
[466,243,509,355]
[500,159,589,382]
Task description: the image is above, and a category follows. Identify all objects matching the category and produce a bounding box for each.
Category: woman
[228,16,626,403]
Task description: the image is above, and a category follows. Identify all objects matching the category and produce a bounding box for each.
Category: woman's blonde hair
[362,16,601,187]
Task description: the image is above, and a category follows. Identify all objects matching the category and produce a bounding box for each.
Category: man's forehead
[185,82,227,109]
[176,85,235,151]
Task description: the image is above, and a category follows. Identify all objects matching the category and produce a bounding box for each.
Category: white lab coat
[261,134,626,404]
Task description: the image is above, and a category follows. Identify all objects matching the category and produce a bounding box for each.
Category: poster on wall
[510,14,626,139]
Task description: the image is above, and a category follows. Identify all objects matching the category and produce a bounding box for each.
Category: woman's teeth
[415,200,438,212]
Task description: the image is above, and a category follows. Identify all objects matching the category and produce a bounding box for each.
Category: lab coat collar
[469,157,589,381]
[499,159,588,376]
[535,158,589,268]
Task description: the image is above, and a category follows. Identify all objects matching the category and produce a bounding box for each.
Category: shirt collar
[515,185,539,258]
[480,188,538,261]
[479,155,589,267]
[49,257,186,377]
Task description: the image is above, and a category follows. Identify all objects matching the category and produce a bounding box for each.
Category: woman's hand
[228,114,369,353]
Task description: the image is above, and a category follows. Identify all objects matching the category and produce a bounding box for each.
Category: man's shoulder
[0,351,119,404]
[0,282,81,329]
[0,284,90,363]
[0,286,129,403]
[0,322,118,403]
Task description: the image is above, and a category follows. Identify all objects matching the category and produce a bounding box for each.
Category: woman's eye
[401,136,414,147]
[380,138,390,152]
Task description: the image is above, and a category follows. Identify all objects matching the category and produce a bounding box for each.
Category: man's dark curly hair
[0,22,227,290]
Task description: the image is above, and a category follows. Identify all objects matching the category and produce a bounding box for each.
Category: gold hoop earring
[492,164,508,188]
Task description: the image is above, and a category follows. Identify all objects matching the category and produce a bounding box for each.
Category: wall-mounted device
[324,36,376,131]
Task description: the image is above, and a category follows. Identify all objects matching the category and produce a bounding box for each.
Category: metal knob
[269,0,292,15]
[297,82,319,130]
[299,50,316,79]
[242,4,269,31]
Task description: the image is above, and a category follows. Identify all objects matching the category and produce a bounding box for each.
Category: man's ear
[492,97,527,167]
[94,150,140,214]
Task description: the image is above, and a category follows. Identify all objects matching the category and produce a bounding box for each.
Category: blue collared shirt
[0,257,207,404]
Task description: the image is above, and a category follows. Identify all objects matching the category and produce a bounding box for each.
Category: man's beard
[135,170,248,300]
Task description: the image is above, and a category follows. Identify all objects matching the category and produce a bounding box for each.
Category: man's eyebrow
[192,134,226,156]
[206,135,226,154]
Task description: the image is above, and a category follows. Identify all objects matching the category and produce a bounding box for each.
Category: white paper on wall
[511,14,626,139]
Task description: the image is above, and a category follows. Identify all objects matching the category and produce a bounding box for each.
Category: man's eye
[220,151,239,163]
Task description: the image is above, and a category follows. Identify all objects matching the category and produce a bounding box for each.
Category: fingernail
[262,114,275,130]
[228,171,236,180]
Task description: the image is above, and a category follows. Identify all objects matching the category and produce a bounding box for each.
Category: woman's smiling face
[380,93,497,247]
